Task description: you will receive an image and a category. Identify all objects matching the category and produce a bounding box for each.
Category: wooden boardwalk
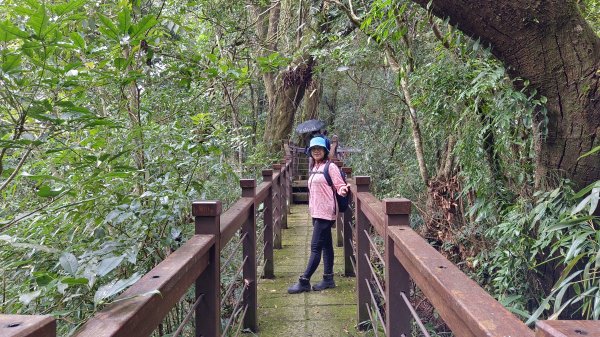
[257,204,365,336]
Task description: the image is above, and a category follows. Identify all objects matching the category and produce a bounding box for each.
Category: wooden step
[293,180,308,188]
[292,192,308,203]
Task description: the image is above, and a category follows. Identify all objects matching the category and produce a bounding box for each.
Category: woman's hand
[339,184,350,197]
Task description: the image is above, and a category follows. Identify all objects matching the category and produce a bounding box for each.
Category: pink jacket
[308,161,347,220]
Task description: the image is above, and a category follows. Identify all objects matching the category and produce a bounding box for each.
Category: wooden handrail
[219,197,253,248]
[6,149,599,337]
[73,235,214,337]
[0,315,56,337]
[389,226,534,337]
[536,321,599,336]
[345,175,540,337]
[356,192,385,235]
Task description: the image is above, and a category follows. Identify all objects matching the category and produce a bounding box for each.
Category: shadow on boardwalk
[257,205,368,337]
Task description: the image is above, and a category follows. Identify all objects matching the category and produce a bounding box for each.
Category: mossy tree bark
[267,58,316,146]
[257,1,334,151]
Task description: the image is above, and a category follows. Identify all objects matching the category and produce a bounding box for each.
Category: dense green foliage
[0,0,258,334]
[0,0,598,335]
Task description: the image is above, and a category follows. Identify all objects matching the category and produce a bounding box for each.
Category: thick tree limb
[409,0,600,188]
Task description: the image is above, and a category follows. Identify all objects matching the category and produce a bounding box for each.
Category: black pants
[302,218,334,279]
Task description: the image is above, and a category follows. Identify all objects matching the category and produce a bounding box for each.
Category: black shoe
[288,276,311,294]
[312,273,335,291]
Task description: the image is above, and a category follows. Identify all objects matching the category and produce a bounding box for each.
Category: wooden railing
[1,158,292,337]
[339,175,600,337]
[3,145,599,337]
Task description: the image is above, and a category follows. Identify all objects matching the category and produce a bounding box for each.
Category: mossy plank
[256,204,368,336]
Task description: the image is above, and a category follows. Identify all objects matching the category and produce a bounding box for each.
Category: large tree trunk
[251,1,281,140]
[410,0,600,189]
[259,0,330,150]
[266,57,315,146]
[303,74,321,121]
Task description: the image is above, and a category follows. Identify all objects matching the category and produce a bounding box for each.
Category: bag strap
[323,161,333,187]
[322,161,337,214]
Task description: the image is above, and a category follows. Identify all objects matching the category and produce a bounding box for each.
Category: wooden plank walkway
[257,204,366,336]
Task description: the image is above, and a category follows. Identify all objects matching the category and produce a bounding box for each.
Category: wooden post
[193,200,222,337]
[241,179,257,332]
[384,198,412,336]
[285,157,293,214]
[273,163,282,249]
[342,167,354,277]
[262,170,274,278]
[330,135,338,160]
[279,160,288,229]
[355,176,371,328]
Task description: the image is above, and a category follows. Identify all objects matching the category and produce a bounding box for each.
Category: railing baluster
[262,169,275,278]
[285,157,293,214]
[193,200,222,337]
[342,167,354,277]
[334,161,344,247]
[355,176,372,327]
[240,179,257,332]
[383,198,412,336]
[272,163,282,249]
[279,160,288,229]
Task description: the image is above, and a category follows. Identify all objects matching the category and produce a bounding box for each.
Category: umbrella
[295,119,325,134]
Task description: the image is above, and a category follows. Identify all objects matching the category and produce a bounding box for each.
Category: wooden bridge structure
[1,137,598,337]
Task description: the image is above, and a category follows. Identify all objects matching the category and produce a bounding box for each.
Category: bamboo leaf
[51,0,85,16]
[566,235,587,261]
[97,255,125,277]
[572,181,600,199]
[594,291,600,319]
[589,187,599,215]
[549,295,574,320]
[118,6,131,35]
[554,253,586,290]
[130,15,157,40]
[98,14,119,40]
[552,284,571,316]
[578,145,600,160]
[0,20,30,39]
[526,295,552,325]
[572,195,591,215]
[555,270,583,293]
[28,3,49,38]
[70,32,86,51]
[93,273,141,304]
[19,290,41,305]
[1,54,21,73]
[61,277,89,285]
[37,185,63,197]
[59,253,79,276]
[549,216,593,231]
[22,172,67,183]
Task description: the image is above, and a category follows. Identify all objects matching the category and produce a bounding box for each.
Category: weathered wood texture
[388,226,534,337]
[0,315,55,337]
[536,320,600,337]
[383,198,411,336]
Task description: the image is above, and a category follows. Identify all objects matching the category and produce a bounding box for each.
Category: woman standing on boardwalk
[288,137,349,294]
